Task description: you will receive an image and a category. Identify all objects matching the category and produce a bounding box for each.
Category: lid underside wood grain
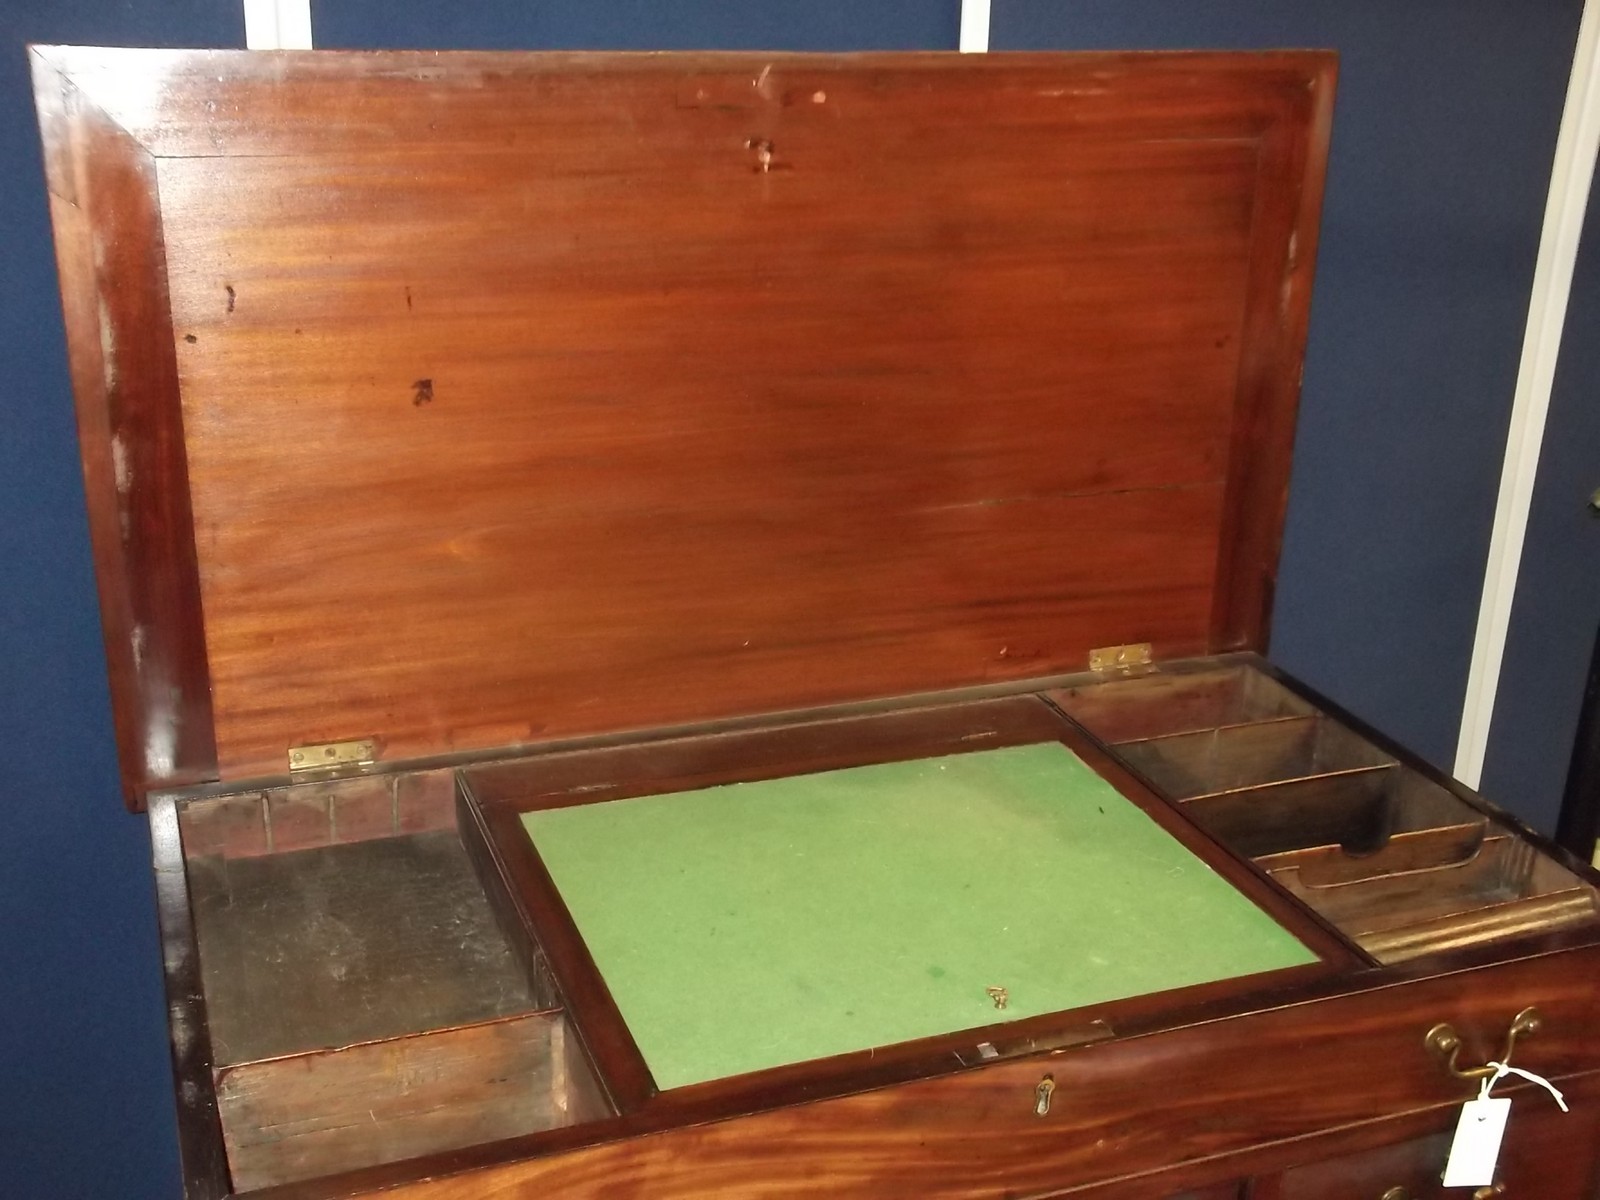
[31,48,1335,800]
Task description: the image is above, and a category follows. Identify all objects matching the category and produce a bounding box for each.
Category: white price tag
[1441,1096,1512,1188]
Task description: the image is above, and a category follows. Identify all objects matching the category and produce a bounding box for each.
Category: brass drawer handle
[1380,1189,1410,1200]
[1425,1007,1542,1082]
[1473,1186,1506,1198]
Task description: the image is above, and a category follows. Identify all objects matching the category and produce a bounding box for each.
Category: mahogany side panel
[1210,57,1337,652]
[31,51,217,807]
[148,795,232,1200]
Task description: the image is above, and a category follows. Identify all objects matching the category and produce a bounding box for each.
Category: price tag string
[1480,1060,1568,1112]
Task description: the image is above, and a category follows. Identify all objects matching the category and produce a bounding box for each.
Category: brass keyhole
[1033,1075,1055,1117]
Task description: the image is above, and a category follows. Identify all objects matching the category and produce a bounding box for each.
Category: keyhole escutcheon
[1034,1075,1056,1117]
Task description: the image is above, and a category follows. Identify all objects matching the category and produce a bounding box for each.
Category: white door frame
[1457,0,1600,789]
[959,0,990,53]
[244,0,313,49]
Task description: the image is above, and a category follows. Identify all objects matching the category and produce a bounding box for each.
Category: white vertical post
[1457,0,1600,788]
[243,0,314,50]
[959,0,991,53]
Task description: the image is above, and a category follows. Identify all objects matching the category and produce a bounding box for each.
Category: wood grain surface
[149,795,231,1200]
[32,48,1335,792]
[217,1013,572,1192]
[32,52,218,804]
[288,944,1600,1200]
[1262,1069,1600,1200]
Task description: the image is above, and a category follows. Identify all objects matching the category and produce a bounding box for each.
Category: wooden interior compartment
[1109,714,1396,801]
[177,768,613,1191]
[1051,662,1600,965]
[1219,765,1600,963]
[1186,763,1487,862]
[1051,662,1316,745]
[1268,832,1600,964]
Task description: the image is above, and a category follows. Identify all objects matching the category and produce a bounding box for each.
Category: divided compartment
[1053,661,1600,963]
[1110,716,1396,803]
[175,768,612,1192]
[1051,664,1318,744]
[1265,832,1600,962]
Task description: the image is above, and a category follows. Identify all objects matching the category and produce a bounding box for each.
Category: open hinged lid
[32,47,1335,805]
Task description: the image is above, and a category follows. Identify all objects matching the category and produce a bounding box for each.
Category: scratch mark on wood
[917,480,1214,514]
[111,433,132,495]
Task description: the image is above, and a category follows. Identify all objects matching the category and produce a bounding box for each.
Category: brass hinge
[1088,642,1153,675]
[288,738,377,774]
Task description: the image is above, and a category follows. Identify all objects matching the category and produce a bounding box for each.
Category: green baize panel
[522,742,1315,1089]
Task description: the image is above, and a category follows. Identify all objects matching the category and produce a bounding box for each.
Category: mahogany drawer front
[379,944,1600,1200]
[1269,1070,1600,1200]
[1275,1132,1452,1200]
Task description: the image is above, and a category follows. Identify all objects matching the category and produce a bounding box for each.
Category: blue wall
[312,0,957,51]
[0,3,1585,1196]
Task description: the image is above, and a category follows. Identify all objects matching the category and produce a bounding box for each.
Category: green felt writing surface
[522,742,1315,1089]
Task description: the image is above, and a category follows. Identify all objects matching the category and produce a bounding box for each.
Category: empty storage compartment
[1186,764,1488,862]
[1110,716,1397,801]
[1051,662,1316,744]
[177,768,612,1191]
[1267,833,1600,963]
